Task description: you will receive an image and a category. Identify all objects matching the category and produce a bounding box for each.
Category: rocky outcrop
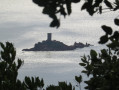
[22,40,92,51]
[23,33,92,51]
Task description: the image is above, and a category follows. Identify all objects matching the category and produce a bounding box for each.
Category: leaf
[93,0,103,7]
[81,58,88,63]
[90,50,97,58]
[79,63,86,66]
[42,7,49,14]
[0,42,5,50]
[50,19,60,28]
[99,6,102,14]
[101,25,112,35]
[81,2,88,10]
[82,70,88,74]
[99,35,108,44]
[115,0,119,6]
[107,41,119,49]
[75,75,82,84]
[87,7,95,16]
[40,78,44,88]
[17,59,23,69]
[24,77,32,88]
[114,18,119,26]
[104,0,113,9]
[43,6,55,15]
[82,0,94,15]
[60,6,67,18]
[66,0,72,15]
[112,31,119,40]
[88,0,93,5]
[32,0,47,7]
[71,0,80,3]
[101,49,108,58]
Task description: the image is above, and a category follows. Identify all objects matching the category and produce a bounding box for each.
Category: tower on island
[47,33,52,41]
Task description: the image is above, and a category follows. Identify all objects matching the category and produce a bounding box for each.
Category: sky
[0,0,118,89]
[0,0,118,50]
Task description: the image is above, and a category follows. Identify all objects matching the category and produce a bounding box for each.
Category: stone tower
[47,33,52,41]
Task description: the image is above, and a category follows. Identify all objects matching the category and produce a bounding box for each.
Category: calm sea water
[0,0,117,89]
[17,45,106,90]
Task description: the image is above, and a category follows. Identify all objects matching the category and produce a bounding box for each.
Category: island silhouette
[22,33,92,51]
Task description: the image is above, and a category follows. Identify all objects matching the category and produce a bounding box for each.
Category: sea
[0,0,118,89]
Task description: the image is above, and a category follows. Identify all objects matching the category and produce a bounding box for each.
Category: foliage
[99,19,119,55]
[80,47,119,90]
[33,0,80,28]
[1,0,119,90]
[0,42,44,90]
[46,82,74,90]
[32,0,119,90]
[32,0,119,28]
[0,42,77,90]
[32,1,119,89]
[78,18,119,89]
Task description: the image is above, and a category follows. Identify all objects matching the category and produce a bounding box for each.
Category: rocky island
[22,33,92,51]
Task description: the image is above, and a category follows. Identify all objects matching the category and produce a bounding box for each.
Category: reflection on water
[45,52,52,58]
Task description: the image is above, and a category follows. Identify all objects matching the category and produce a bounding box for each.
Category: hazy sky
[0,0,117,49]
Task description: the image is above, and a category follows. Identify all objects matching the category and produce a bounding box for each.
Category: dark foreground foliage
[33,0,119,28]
[0,0,119,90]
[0,42,76,90]
[78,10,119,89]
[0,25,119,90]
[0,42,44,90]
[32,1,119,89]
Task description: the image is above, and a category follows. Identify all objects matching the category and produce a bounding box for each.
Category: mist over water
[0,0,116,89]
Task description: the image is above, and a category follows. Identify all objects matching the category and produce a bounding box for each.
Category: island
[22,33,93,51]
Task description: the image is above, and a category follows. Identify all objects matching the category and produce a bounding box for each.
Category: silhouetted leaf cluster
[76,11,119,90]
[46,82,73,90]
[98,18,119,55]
[0,42,44,90]
[33,0,80,28]
[79,47,119,90]
[32,0,119,27]
[0,42,79,90]
[24,77,44,90]
[81,0,116,15]
[1,0,119,89]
